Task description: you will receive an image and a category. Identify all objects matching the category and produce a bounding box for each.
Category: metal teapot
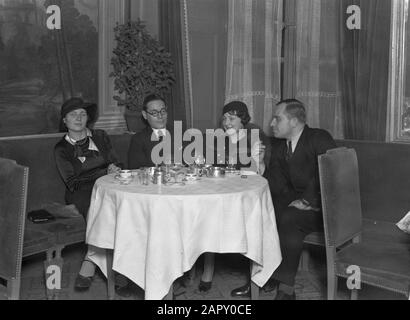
[152,169,165,185]
[206,166,226,178]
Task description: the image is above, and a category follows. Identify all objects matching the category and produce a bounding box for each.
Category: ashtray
[225,169,240,175]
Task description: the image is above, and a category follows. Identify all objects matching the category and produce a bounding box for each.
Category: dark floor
[5,244,408,300]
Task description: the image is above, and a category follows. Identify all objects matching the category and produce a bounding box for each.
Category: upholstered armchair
[318,148,410,300]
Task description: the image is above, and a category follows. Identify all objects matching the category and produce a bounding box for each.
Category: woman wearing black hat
[199,101,269,293]
[54,97,122,291]
[220,100,269,170]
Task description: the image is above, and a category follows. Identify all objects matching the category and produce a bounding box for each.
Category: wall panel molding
[95,0,127,132]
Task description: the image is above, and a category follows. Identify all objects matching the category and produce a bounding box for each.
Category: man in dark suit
[231,99,336,300]
[128,94,178,169]
[127,93,188,295]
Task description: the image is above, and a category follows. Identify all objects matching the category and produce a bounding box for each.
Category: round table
[86,172,281,300]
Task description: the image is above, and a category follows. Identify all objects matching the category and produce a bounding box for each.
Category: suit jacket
[264,125,337,209]
[128,126,182,169]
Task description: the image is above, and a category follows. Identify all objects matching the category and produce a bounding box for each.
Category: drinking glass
[142,170,150,185]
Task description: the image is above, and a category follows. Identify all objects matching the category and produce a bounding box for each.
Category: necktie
[286,140,293,161]
[157,131,165,158]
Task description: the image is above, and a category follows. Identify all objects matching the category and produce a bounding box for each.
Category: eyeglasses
[145,108,168,118]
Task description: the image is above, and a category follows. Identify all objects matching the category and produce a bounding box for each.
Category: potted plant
[110,19,176,132]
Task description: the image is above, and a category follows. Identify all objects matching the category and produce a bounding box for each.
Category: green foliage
[110,19,176,111]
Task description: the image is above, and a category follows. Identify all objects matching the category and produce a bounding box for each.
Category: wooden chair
[299,149,351,271]
[318,148,410,300]
[299,232,324,271]
[0,158,86,300]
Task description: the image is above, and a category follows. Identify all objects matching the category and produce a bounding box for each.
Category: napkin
[396,211,410,234]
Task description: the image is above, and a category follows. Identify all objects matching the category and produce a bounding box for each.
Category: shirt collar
[153,128,167,138]
[288,126,304,152]
[65,128,92,145]
[65,129,99,152]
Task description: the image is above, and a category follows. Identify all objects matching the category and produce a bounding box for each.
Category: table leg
[188,265,196,285]
[106,249,115,300]
[164,283,174,300]
[250,263,259,300]
[250,281,259,300]
[44,246,64,300]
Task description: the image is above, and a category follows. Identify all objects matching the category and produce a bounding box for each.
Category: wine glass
[227,155,236,171]
[194,154,205,166]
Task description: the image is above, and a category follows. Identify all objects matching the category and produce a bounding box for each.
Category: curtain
[339,0,391,141]
[158,0,190,131]
[295,0,344,139]
[184,0,228,131]
[225,0,283,135]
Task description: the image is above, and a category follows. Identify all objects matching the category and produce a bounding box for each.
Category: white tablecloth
[86,173,282,300]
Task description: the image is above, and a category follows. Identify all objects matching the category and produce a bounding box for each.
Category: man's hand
[251,141,266,162]
[289,199,320,211]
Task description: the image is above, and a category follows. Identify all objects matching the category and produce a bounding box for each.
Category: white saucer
[240,170,257,176]
[184,177,200,184]
[115,175,133,183]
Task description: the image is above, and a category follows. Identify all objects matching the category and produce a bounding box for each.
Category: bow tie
[73,137,90,158]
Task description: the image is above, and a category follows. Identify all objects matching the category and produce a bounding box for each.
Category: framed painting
[0,0,126,138]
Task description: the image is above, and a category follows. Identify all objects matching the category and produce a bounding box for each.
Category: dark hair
[222,101,251,126]
[228,110,251,126]
[143,93,166,111]
[276,99,306,124]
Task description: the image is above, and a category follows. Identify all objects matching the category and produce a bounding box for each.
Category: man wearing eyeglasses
[128,93,171,169]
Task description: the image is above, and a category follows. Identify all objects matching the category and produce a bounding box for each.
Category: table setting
[112,159,256,188]
[86,160,281,300]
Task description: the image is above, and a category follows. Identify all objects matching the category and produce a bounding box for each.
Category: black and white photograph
[0,0,409,305]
